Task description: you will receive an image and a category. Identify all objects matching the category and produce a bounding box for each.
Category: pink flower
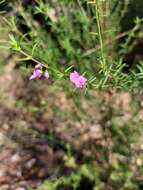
[29,63,49,80]
[70,71,87,88]
[29,69,42,80]
[44,72,49,79]
[35,63,42,69]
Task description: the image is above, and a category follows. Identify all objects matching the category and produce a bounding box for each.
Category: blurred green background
[1,1,143,190]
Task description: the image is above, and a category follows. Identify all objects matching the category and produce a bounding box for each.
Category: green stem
[94,0,106,70]
[19,49,48,68]
[19,49,64,75]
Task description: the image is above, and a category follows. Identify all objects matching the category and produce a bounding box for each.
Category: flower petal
[44,72,49,79]
[70,71,79,83]
[29,69,42,80]
[33,69,42,78]
[70,71,87,88]
[29,74,36,80]
[35,63,42,69]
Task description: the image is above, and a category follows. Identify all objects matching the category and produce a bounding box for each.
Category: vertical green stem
[94,0,106,70]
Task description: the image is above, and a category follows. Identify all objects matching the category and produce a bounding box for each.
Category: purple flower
[29,62,50,81]
[70,71,79,82]
[70,71,87,88]
[35,63,42,69]
[44,71,49,79]
[29,69,42,80]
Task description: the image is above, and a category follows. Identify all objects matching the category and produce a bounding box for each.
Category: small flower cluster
[70,71,87,88]
[29,64,87,89]
[29,63,49,80]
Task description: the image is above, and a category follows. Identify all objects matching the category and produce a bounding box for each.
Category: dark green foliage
[1,1,143,189]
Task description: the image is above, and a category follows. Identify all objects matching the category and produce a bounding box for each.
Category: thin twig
[19,49,48,68]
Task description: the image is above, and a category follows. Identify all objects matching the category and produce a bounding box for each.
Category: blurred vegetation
[1,0,143,190]
[1,0,143,90]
